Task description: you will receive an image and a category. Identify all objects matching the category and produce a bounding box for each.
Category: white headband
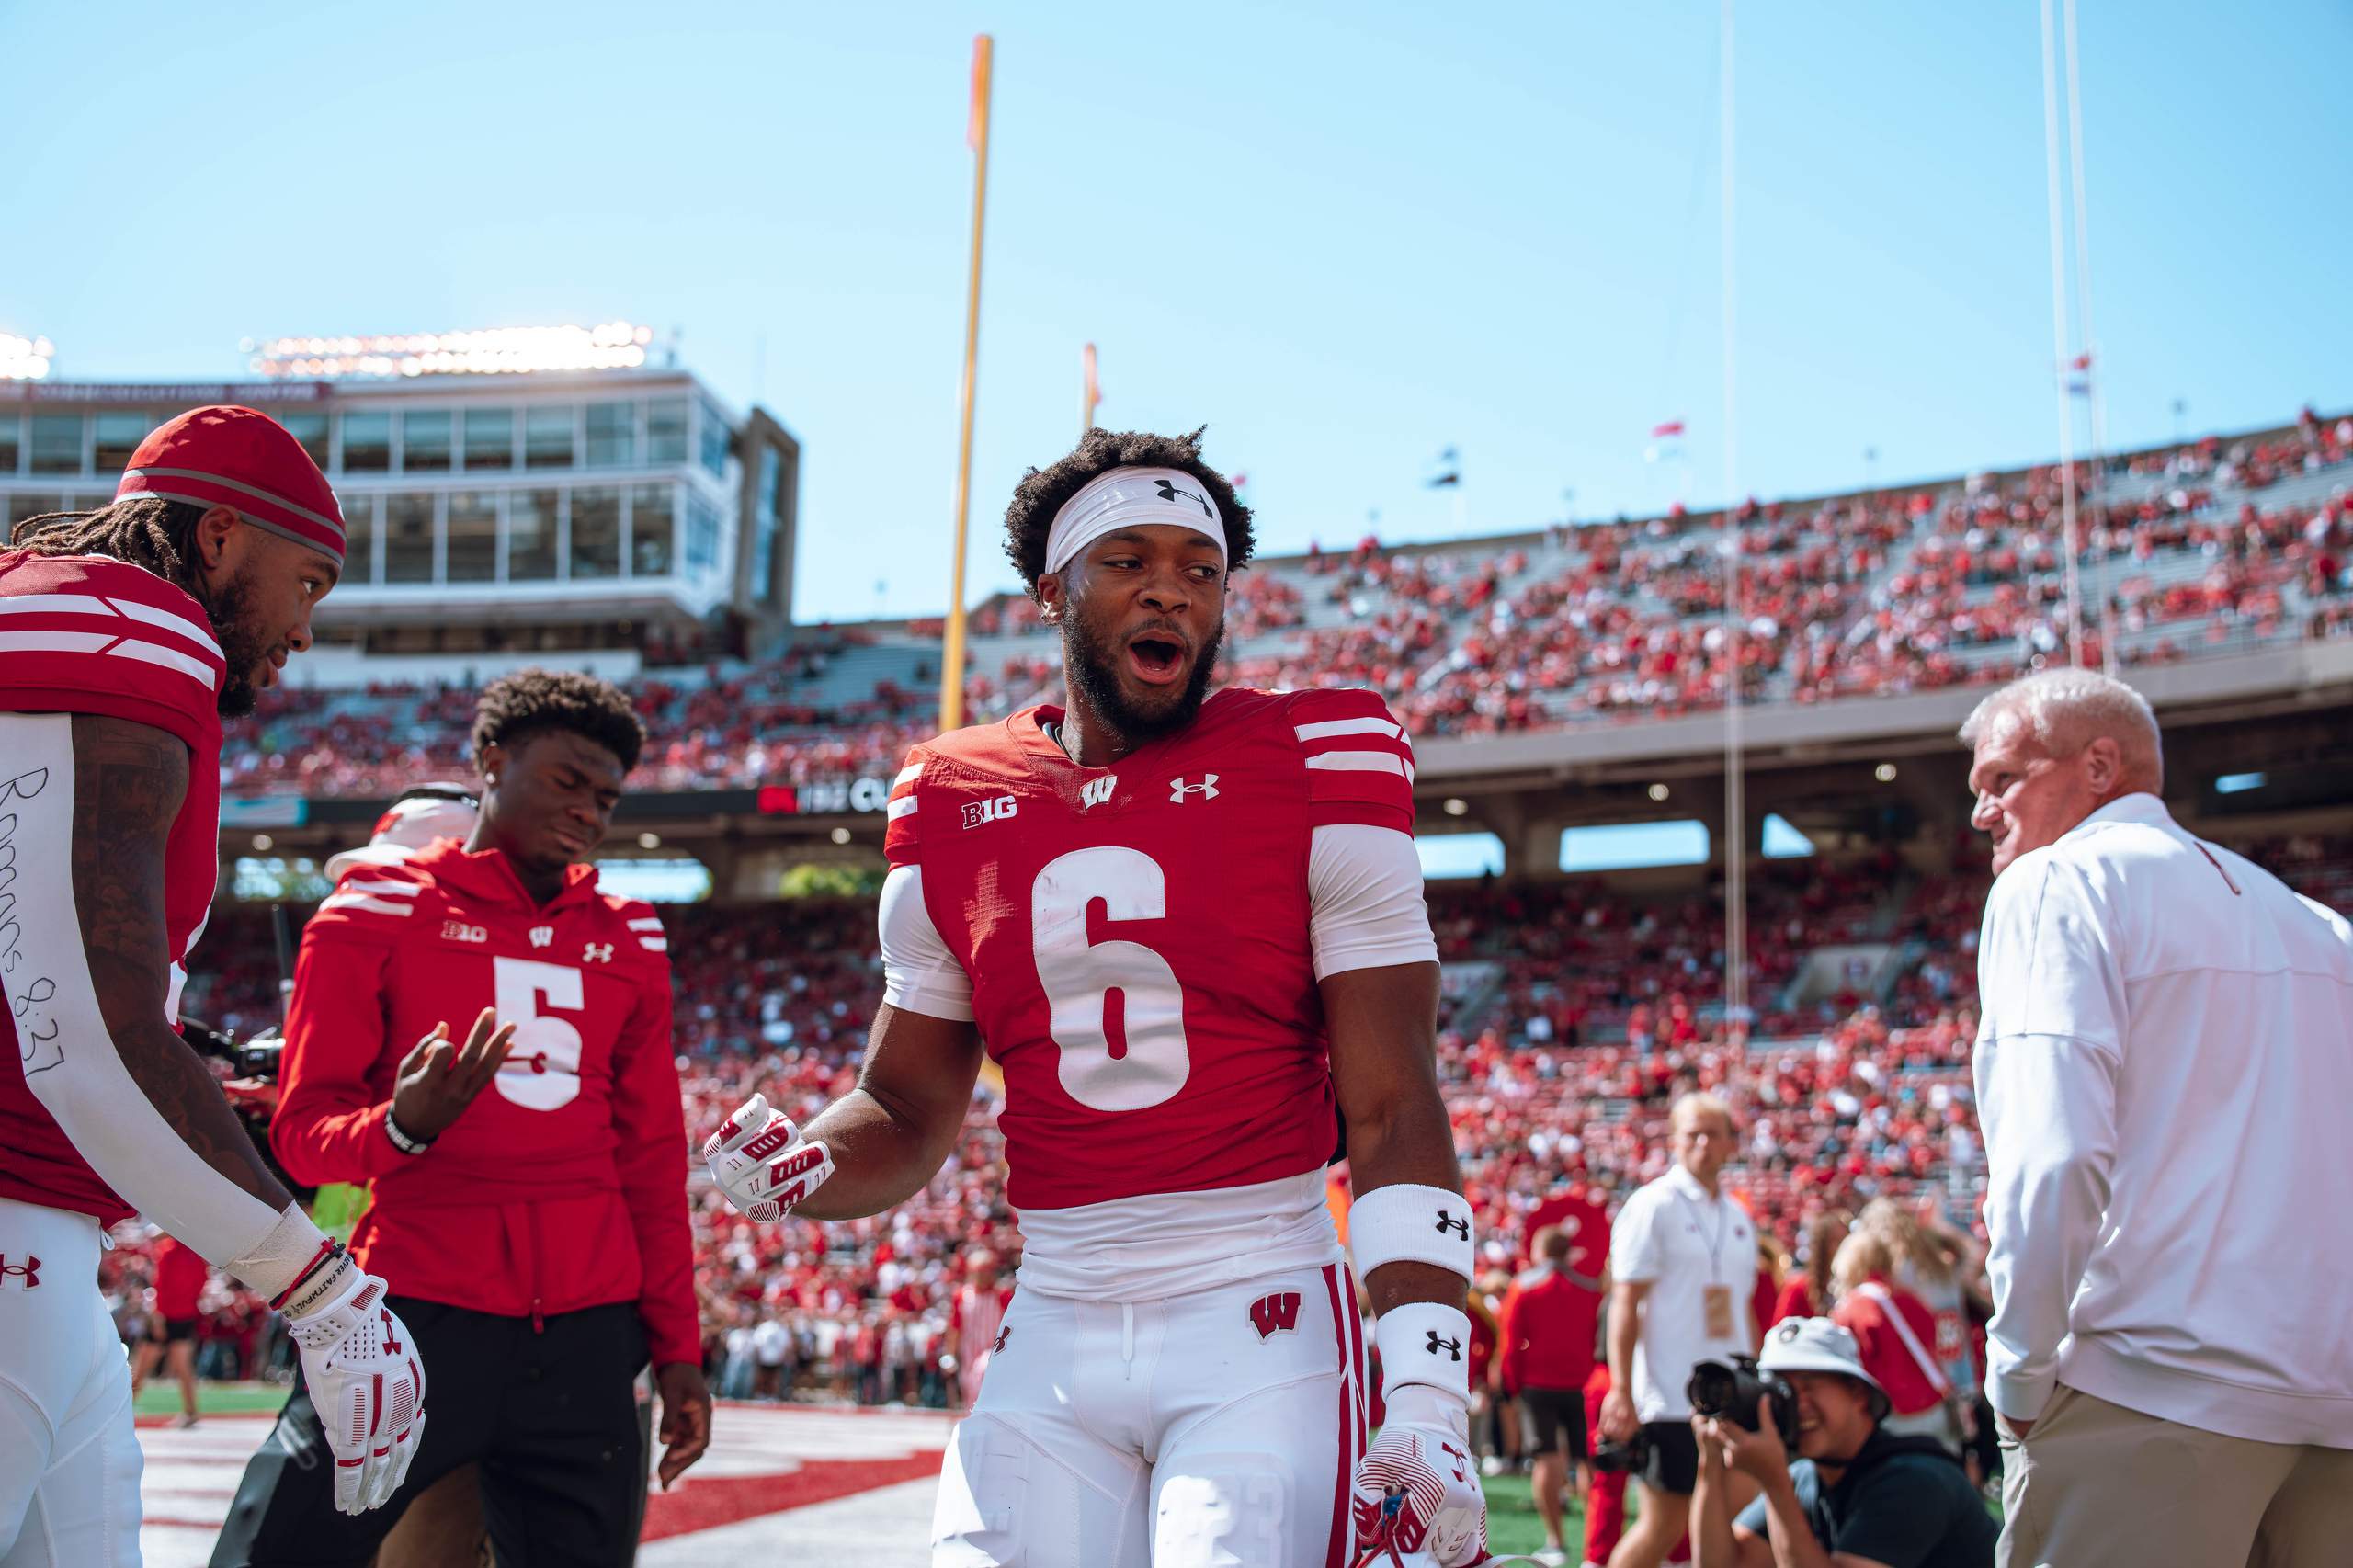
[1043,466,1225,574]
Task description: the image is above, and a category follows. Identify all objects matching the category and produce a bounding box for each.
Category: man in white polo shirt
[1962,667,2353,1568]
[1601,1093,1758,1568]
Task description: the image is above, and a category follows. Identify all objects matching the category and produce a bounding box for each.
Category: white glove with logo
[703,1093,835,1222]
[278,1249,426,1515]
[1350,1386,1490,1568]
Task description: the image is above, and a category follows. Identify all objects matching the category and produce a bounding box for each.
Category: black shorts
[1518,1387,1590,1461]
[163,1315,200,1345]
[208,1298,648,1568]
[1640,1419,1700,1495]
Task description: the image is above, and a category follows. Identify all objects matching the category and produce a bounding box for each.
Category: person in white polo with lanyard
[1961,667,2353,1568]
[1601,1092,1759,1568]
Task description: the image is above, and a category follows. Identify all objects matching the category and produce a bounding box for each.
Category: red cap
[113,405,345,566]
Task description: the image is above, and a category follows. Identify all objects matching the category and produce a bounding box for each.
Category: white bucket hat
[323,786,480,883]
[1757,1316,1890,1414]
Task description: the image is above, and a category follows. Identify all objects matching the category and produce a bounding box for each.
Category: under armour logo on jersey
[1426,1331,1462,1361]
[1080,776,1116,810]
[1249,1290,1302,1340]
[529,926,553,949]
[992,1324,1012,1355]
[0,1255,38,1290]
[1434,1210,1470,1240]
[583,942,614,963]
[1169,775,1219,802]
[1153,478,1214,517]
[381,1309,403,1356]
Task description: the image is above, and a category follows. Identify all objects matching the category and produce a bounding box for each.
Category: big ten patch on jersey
[885,687,1413,1210]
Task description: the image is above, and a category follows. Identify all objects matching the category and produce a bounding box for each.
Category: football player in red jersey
[210,672,708,1568]
[2,407,427,1567]
[704,427,1494,1566]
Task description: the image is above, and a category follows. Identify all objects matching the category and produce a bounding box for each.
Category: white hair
[1670,1091,1737,1135]
[1958,667,2164,790]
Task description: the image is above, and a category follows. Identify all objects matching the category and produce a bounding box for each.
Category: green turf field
[1480,1468,1583,1558]
[134,1379,290,1418]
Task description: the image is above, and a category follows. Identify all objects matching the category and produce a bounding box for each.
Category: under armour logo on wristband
[1434,1211,1469,1239]
[0,1254,38,1289]
[1426,1331,1462,1360]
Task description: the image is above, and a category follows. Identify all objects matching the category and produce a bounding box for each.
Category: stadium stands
[220,412,2353,796]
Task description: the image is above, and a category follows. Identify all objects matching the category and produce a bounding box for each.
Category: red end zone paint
[641,1450,944,1540]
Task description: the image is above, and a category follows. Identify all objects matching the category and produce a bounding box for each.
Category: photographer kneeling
[1690,1318,1995,1568]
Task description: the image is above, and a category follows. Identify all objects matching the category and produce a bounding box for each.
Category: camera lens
[1688,1362,1733,1415]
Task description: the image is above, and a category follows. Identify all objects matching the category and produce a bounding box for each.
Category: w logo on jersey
[1248,1290,1302,1340]
[1169,774,1219,803]
[1080,777,1116,810]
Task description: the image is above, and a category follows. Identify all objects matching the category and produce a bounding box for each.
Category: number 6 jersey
[882,687,1438,1300]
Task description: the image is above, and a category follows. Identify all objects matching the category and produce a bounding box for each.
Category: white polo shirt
[1973,791,2353,1445]
[1610,1164,1757,1421]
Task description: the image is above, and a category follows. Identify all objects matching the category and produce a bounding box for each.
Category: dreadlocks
[9,497,208,593]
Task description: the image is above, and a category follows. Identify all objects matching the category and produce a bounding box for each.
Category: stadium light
[1874,763,1899,783]
[0,333,54,380]
[247,321,655,380]
[1647,782,1671,802]
[830,826,853,845]
[1442,797,1469,817]
[252,833,274,852]
[637,831,662,850]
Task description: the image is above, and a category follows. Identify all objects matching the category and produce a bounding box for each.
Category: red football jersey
[1499,1263,1603,1391]
[0,551,226,1226]
[885,687,1417,1211]
[268,840,699,1365]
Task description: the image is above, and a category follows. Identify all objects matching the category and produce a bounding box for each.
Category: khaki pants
[1999,1384,2353,1568]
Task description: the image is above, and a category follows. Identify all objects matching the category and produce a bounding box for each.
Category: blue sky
[5,2,2347,621]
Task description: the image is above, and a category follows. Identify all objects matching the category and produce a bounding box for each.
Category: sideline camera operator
[1690,1318,1995,1568]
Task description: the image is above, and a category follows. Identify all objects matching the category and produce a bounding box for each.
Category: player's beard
[204,566,269,719]
[1061,610,1224,746]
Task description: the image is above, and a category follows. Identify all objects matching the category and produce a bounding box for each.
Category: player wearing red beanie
[3,407,432,1566]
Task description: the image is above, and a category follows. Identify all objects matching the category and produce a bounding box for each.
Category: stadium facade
[1,352,801,680]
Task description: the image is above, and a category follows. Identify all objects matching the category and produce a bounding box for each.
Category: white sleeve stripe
[886,796,919,820]
[335,878,419,898]
[627,916,665,930]
[1293,715,1403,742]
[638,937,670,951]
[102,596,223,657]
[321,893,415,916]
[0,631,221,693]
[1305,751,1414,782]
[878,864,976,1023]
[0,592,223,659]
[892,762,924,788]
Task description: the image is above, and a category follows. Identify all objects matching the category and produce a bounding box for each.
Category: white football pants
[931,1261,1367,1568]
[0,1196,142,1568]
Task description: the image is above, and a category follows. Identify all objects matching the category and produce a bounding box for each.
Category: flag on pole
[1650,419,1686,439]
[2068,351,2092,371]
[968,35,993,152]
[1426,446,1461,487]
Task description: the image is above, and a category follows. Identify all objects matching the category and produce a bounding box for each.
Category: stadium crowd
[210,415,2353,800]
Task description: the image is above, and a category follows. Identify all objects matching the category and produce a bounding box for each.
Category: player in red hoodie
[210,672,706,1567]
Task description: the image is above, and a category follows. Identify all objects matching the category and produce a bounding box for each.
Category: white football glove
[279,1251,425,1516]
[1350,1386,1489,1568]
[703,1093,835,1222]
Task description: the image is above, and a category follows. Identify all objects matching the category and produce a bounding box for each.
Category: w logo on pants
[1248,1290,1301,1340]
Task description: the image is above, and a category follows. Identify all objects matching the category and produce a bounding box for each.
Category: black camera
[182,1017,285,1082]
[1688,1355,1801,1448]
[1589,1426,1654,1475]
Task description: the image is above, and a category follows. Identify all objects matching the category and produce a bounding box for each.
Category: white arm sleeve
[3,714,327,1299]
[878,865,975,1022]
[1308,824,1438,980]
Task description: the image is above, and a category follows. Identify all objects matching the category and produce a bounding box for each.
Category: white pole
[1719,0,1747,1041]
[2040,0,2085,666]
[2063,0,2118,675]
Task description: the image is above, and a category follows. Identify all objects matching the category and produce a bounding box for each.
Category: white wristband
[1375,1301,1474,1403]
[222,1201,337,1303]
[1347,1182,1476,1283]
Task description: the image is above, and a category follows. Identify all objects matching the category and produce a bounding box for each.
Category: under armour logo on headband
[1154,478,1213,517]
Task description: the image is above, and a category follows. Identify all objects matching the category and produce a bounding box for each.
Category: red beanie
[114,405,346,566]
